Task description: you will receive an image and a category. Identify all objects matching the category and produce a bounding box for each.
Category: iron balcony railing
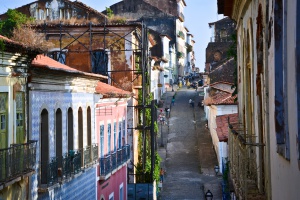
[99,144,130,177]
[40,157,58,186]
[0,140,37,183]
[100,154,111,176]
[228,121,266,199]
[92,144,98,162]
[117,148,122,166]
[84,146,91,167]
[39,148,96,186]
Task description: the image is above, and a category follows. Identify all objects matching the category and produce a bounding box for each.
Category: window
[78,107,83,166]
[56,109,63,169]
[114,122,116,151]
[67,108,74,151]
[119,183,124,200]
[118,121,122,148]
[92,50,108,76]
[40,109,49,184]
[122,119,126,145]
[47,50,67,64]
[60,9,65,19]
[0,93,7,149]
[109,192,114,200]
[108,123,111,153]
[100,125,104,157]
[274,0,289,159]
[87,107,91,148]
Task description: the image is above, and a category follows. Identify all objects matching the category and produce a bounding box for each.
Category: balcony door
[67,108,74,152]
[16,92,25,144]
[40,109,49,184]
[78,107,83,166]
[56,108,62,167]
[0,93,7,149]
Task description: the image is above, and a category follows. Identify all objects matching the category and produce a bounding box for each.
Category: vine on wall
[136,80,161,184]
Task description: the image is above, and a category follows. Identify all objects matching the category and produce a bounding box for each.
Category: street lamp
[205,190,213,200]
[214,165,219,176]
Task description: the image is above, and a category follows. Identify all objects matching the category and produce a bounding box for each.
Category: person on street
[171,96,175,106]
[160,168,165,183]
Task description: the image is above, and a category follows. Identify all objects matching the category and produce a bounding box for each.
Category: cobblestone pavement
[158,85,222,200]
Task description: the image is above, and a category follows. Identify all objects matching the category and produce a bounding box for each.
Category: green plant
[0,39,5,58]
[136,86,162,183]
[106,7,114,18]
[177,31,185,40]
[0,9,34,37]
[177,51,184,58]
[187,44,193,53]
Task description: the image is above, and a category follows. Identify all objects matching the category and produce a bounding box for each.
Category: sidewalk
[157,85,177,171]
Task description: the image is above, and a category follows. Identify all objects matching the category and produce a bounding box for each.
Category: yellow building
[0,35,41,199]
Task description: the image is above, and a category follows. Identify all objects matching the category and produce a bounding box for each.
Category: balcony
[0,141,37,188]
[178,12,185,22]
[38,145,98,191]
[228,121,266,199]
[99,144,130,180]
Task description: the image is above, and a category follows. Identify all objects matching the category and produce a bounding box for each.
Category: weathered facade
[105,0,190,81]
[29,55,105,199]
[95,82,131,200]
[205,17,235,73]
[0,0,107,22]
[0,35,41,200]
[218,0,300,199]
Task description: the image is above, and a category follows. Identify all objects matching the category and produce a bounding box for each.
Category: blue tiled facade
[29,91,97,200]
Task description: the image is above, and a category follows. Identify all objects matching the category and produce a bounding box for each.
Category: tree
[0,9,33,37]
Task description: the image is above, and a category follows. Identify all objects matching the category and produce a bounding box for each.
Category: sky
[0,0,223,72]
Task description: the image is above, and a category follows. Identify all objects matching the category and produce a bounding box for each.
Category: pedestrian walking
[160,168,165,183]
[171,96,175,106]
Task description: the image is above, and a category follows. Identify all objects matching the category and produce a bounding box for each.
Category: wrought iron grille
[0,140,37,183]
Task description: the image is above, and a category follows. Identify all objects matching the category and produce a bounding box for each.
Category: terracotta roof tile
[95,82,132,98]
[209,58,236,84]
[32,55,107,79]
[216,113,238,142]
[210,90,237,105]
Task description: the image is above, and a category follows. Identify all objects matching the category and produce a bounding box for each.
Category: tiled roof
[32,54,107,79]
[95,81,132,98]
[210,81,235,93]
[209,90,237,105]
[209,57,236,84]
[0,35,42,53]
[216,113,238,142]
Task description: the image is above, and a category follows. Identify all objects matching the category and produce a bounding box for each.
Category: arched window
[67,108,74,151]
[40,109,49,184]
[78,107,83,166]
[56,108,62,168]
[87,107,91,148]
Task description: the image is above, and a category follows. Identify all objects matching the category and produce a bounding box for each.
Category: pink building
[95,82,132,200]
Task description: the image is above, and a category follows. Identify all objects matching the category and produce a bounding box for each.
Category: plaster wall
[268,1,300,199]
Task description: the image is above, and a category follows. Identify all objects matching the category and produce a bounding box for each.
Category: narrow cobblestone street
[158,85,222,200]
